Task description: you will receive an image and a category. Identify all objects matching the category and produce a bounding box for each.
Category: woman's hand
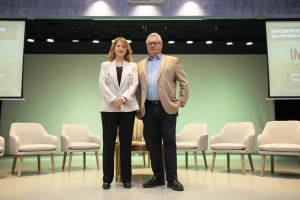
[112,97,123,108]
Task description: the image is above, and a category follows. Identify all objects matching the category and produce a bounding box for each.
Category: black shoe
[102,183,110,189]
[142,176,165,188]
[123,182,132,189]
[167,180,184,191]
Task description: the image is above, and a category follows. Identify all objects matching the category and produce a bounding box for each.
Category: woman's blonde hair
[108,37,133,62]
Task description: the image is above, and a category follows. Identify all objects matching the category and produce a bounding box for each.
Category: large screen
[266,21,300,98]
[0,20,25,98]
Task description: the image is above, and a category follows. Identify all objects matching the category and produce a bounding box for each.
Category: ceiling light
[124,31,133,44]
[46,29,56,42]
[204,35,213,44]
[111,31,119,43]
[244,36,254,45]
[71,30,80,42]
[26,29,36,42]
[186,32,194,44]
[225,35,234,45]
[168,32,176,44]
[91,31,100,43]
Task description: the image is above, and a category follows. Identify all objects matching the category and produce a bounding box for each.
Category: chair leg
[62,152,67,169]
[227,153,230,170]
[211,152,216,172]
[68,152,73,172]
[148,151,151,168]
[51,153,55,173]
[83,152,86,168]
[248,154,254,171]
[118,149,122,182]
[162,147,166,179]
[261,154,266,177]
[193,152,198,171]
[185,151,188,168]
[241,153,246,175]
[95,151,100,170]
[298,156,300,167]
[115,146,119,181]
[0,160,2,179]
[143,151,146,166]
[202,151,207,169]
[271,155,274,173]
[11,155,18,174]
[37,154,41,172]
[18,155,24,177]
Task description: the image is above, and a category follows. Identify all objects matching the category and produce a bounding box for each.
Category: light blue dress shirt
[146,53,162,101]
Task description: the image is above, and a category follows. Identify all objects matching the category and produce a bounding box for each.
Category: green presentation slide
[266,21,300,97]
[0,21,25,98]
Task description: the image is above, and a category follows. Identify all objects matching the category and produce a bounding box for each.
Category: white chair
[0,136,4,179]
[9,123,57,177]
[258,121,300,176]
[176,124,208,170]
[60,124,101,172]
[210,122,255,175]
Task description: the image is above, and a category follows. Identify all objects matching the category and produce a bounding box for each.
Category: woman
[99,37,139,189]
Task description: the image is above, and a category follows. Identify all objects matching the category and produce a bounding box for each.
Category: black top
[116,66,123,86]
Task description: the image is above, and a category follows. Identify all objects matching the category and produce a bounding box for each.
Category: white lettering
[274,29,300,34]
[0,28,5,32]
[287,89,300,92]
[291,73,300,76]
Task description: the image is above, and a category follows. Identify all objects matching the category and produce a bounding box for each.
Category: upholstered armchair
[258,121,300,176]
[9,123,57,177]
[210,122,255,175]
[0,136,4,179]
[60,124,101,172]
[176,124,208,170]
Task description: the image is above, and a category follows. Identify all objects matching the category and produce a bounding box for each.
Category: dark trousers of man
[143,101,178,182]
[101,111,136,184]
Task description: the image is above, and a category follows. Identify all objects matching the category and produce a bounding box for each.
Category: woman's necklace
[116,60,123,67]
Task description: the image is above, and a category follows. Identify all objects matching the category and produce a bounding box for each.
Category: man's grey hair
[146,33,163,44]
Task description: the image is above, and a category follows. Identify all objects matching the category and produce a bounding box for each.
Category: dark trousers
[101,111,135,184]
[143,101,178,182]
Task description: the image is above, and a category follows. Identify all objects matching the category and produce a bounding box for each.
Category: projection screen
[266,21,300,98]
[0,20,25,99]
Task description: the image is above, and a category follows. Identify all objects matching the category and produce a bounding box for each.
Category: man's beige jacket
[136,54,189,117]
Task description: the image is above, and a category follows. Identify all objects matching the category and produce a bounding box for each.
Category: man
[136,33,189,191]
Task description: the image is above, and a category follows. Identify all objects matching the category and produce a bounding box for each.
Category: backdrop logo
[0,28,5,32]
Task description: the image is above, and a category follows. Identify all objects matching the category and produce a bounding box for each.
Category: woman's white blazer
[99,59,139,112]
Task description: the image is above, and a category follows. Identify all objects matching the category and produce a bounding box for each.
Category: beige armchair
[9,123,57,177]
[60,124,101,172]
[0,136,4,179]
[210,122,255,175]
[258,121,300,176]
[176,124,208,170]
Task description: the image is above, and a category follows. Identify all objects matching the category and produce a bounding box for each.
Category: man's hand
[136,112,142,120]
[112,97,123,108]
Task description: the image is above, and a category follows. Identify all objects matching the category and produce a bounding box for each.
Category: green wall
[0,54,274,155]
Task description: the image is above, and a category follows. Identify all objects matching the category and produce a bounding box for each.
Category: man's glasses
[146,42,162,46]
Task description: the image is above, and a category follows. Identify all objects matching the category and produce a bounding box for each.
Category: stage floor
[0,153,299,200]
